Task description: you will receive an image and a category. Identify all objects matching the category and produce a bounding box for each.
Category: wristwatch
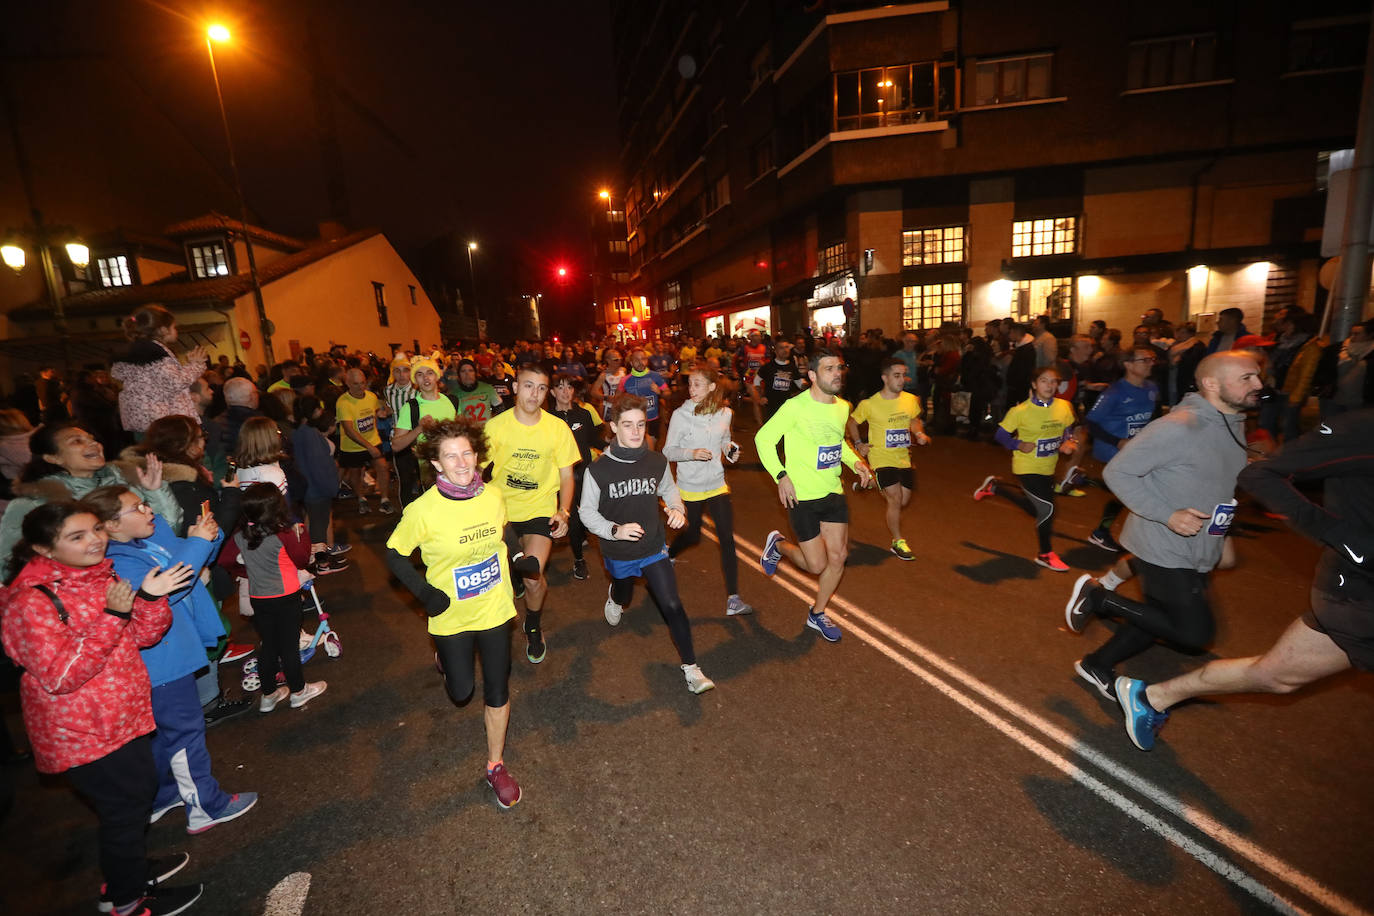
[775,470,788,481]
[610,524,620,538]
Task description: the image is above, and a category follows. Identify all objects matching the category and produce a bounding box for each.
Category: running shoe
[325,543,352,556]
[1088,529,1122,552]
[203,695,253,729]
[258,686,289,713]
[890,538,915,561]
[604,586,624,626]
[682,663,716,694]
[313,555,349,576]
[1074,658,1115,700]
[525,627,546,664]
[186,792,258,835]
[1035,551,1070,572]
[486,763,522,809]
[1059,467,1087,491]
[288,681,328,709]
[112,883,204,916]
[761,530,784,576]
[357,497,371,514]
[1115,677,1169,751]
[98,853,191,912]
[972,475,998,501]
[379,498,396,515]
[806,606,842,643]
[1053,482,1087,497]
[148,800,185,825]
[725,594,753,616]
[220,642,255,664]
[572,558,589,580]
[1064,574,1100,634]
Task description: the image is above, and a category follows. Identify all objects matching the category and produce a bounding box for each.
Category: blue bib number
[356,414,375,434]
[885,428,911,449]
[1126,416,1150,437]
[1207,501,1237,536]
[452,554,502,600]
[1035,436,1062,458]
[644,392,658,418]
[772,376,791,391]
[817,444,842,470]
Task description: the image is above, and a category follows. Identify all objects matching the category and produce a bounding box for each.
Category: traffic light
[556,266,568,279]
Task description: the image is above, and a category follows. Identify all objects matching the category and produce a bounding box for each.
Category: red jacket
[1,556,171,773]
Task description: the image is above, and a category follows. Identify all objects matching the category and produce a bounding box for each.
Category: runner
[847,357,930,561]
[384,417,523,807]
[755,337,808,422]
[736,330,769,427]
[591,349,626,414]
[1111,408,1373,749]
[335,368,394,515]
[549,373,603,581]
[391,358,457,498]
[663,365,751,616]
[580,393,716,693]
[482,365,579,664]
[617,347,671,449]
[1062,351,1262,700]
[973,364,1078,571]
[449,359,502,426]
[755,349,874,642]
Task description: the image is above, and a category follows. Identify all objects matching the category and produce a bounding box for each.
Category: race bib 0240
[817,444,842,469]
[1207,500,1237,536]
[452,554,502,600]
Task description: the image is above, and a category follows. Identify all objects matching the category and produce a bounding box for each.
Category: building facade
[608,0,1364,341]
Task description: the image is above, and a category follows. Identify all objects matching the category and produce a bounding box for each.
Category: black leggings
[568,472,587,562]
[250,592,305,693]
[998,473,1056,554]
[434,621,512,708]
[667,494,739,595]
[611,557,696,665]
[1085,558,1215,670]
[66,735,158,908]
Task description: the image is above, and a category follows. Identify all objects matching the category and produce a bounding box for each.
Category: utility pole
[1331,6,1374,342]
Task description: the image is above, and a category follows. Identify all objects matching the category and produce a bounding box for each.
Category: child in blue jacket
[87,484,259,835]
[291,396,348,573]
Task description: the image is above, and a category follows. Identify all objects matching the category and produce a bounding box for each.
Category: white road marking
[264,872,311,916]
[710,527,1367,916]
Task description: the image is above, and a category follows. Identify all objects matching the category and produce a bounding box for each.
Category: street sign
[240,329,251,350]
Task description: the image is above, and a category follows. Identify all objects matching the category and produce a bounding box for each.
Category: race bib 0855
[452,554,502,600]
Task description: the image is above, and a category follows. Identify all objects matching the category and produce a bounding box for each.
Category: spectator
[1275,311,1325,441]
[1032,315,1058,369]
[1206,307,1248,354]
[69,367,125,456]
[1321,318,1374,417]
[291,396,348,573]
[110,305,208,437]
[1166,322,1207,406]
[0,408,33,514]
[220,377,262,458]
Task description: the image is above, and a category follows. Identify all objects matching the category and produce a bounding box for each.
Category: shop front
[806,273,857,339]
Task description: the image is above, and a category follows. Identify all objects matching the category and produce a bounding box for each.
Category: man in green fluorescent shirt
[754,349,874,643]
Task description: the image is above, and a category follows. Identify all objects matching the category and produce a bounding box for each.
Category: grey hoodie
[662,404,733,495]
[1103,392,1249,572]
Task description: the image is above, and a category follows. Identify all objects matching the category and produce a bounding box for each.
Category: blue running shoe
[761,530,784,576]
[1115,677,1169,751]
[806,607,842,642]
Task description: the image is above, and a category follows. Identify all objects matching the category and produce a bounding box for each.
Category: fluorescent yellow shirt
[999,397,1076,476]
[335,390,381,452]
[386,485,516,635]
[852,391,920,469]
[484,409,580,522]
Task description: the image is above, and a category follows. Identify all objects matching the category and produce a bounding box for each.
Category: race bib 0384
[452,554,502,599]
[885,428,911,449]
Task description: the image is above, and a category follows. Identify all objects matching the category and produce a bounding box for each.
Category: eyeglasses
[113,501,151,521]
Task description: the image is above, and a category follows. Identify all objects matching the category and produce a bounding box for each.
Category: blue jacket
[106,515,225,687]
[1206,322,1250,354]
[291,424,341,501]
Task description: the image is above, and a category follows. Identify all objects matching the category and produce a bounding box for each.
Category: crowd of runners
[0,301,1371,914]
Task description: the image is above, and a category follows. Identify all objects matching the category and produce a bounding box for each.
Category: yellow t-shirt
[851,391,921,469]
[999,397,1076,476]
[484,409,580,522]
[678,346,698,369]
[386,485,515,636]
[335,390,381,452]
[704,346,723,362]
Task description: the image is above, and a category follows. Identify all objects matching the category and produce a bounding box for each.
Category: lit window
[609,240,628,253]
[835,62,948,131]
[1011,217,1077,258]
[973,53,1054,106]
[819,242,848,275]
[902,283,965,328]
[1126,34,1217,90]
[189,242,230,278]
[96,255,132,287]
[373,281,388,327]
[901,226,965,266]
[607,209,625,222]
[662,280,682,314]
[1013,277,1073,323]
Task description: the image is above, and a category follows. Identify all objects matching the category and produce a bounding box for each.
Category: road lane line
[712,528,1366,916]
[264,872,311,916]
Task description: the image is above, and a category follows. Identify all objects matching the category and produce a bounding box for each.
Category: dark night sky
[1,0,621,332]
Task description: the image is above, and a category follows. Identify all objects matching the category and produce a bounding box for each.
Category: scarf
[436,473,483,500]
[608,442,647,461]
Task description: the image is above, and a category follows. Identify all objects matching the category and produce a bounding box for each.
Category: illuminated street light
[208,23,231,43]
[65,242,89,270]
[466,241,479,319]
[598,189,611,200]
[1,244,24,272]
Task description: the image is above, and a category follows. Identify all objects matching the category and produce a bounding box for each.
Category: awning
[688,285,772,320]
[999,242,1322,280]
[0,322,229,367]
[773,268,852,302]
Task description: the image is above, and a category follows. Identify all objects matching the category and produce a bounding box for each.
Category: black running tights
[998,473,1055,554]
[1084,559,1215,670]
[667,494,739,595]
[434,621,512,708]
[611,557,696,665]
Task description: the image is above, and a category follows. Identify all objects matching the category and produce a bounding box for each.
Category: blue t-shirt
[620,370,666,419]
[1087,378,1159,462]
[556,359,587,379]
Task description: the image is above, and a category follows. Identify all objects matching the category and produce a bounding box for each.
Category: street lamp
[2,226,89,371]
[466,241,479,319]
[204,23,274,365]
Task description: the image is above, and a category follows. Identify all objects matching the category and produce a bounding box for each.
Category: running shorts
[876,467,914,490]
[788,492,849,543]
[1303,586,1374,671]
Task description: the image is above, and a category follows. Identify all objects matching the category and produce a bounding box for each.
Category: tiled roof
[12,228,381,320]
[162,212,309,252]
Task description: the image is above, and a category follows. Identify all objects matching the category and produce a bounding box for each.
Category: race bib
[356,415,376,434]
[885,428,911,449]
[1207,500,1237,536]
[1035,436,1062,457]
[772,376,792,391]
[1126,416,1150,437]
[644,392,658,417]
[817,444,842,469]
[452,554,502,600]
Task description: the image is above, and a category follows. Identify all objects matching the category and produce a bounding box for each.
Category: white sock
[1100,570,1124,591]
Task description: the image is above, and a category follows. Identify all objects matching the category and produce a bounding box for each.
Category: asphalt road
[3,422,1372,916]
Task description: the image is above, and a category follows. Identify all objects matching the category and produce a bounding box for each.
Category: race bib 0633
[453,554,502,599]
[817,444,842,469]
[885,428,911,449]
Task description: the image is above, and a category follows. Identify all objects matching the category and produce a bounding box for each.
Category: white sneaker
[259,686,288,713]
[289,681,328,709]
[725,594,753,616]
[604,585,624,627]
[358,497,371,514]
[682,664,715,694]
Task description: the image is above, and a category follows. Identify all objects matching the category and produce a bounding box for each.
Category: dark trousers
[434,621,512,708]
[568,472,587,562]
[150,674,231,829]
[668,494,739,595]
[997,473,1056,554]
[250,592,305,694]
[1085,559,1215,670]
[611,557,696,665]
[66,735,158,908]
[395,449,421,506]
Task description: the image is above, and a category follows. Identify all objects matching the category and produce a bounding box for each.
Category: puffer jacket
[110,339,206,434]
[0,556,171,773]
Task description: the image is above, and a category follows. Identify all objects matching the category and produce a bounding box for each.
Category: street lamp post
[466,241,479,319]
[205,24,274,366]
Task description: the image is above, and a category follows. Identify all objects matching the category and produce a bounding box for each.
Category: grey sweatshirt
[662,404,733,495]
[1104,392,1249,572]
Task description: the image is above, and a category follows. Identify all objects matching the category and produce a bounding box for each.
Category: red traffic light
[556,266,568,278]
